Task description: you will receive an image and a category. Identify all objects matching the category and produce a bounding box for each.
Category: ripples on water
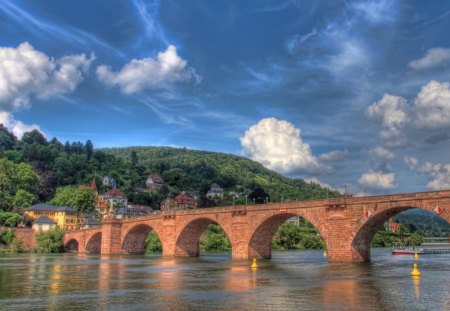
[0,249,449,311]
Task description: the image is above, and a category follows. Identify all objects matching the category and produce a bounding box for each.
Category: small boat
[391,247,424,255]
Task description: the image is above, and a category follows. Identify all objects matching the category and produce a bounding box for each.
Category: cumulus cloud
[240,118,329,174]
[365,94,409,146]
[358,170,397,189]
[414,80,450,129]
[403,156,450,190]
[408,48,450,71]
[0,111,42,138]
[0,42,94,111]
[319,149,348,162]
[420,162,450,190]
[371,146,395,160]
[96,45,199,94]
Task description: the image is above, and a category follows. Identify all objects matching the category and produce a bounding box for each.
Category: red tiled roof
[147,174,164,184]
[175,193,196,205]
[103,188,127,199]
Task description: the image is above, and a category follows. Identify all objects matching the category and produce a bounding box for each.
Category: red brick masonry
[61,190,450,262]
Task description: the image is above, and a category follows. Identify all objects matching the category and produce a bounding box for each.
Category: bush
[145,231,162,252]
[0,212,23,227]
[0,229,15,244]
[10,239,24,253]
[35,228,64,253]
[200,224,231,252]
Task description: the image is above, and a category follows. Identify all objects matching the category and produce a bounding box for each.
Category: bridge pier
[100,219,122,254]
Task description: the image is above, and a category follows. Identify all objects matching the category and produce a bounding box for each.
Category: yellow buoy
[323,250,327,257]
[251,258,258,269]
[411,262,421,277]
[414,252,419,260]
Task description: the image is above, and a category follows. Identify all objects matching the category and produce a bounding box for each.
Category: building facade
[25,204,84,230]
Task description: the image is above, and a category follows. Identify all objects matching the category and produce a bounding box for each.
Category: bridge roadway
[64,190,450,262]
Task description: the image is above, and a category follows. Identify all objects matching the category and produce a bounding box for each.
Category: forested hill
[0,126,339,212]
[101,146,341,203]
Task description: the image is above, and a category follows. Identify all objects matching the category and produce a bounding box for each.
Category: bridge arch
[121,224,162,254]
[248,212,327,259]
[351,204,450,261]
[175,217,232,257]
[65,239,79,253]
[85,232,102,253]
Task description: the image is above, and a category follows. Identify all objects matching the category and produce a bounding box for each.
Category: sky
[1,0,450,195]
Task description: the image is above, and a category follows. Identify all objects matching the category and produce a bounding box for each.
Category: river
[0,249,449,311]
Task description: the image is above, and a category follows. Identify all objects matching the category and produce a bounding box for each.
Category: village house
[206,183,224,199]
[102,187,128,208]
[115,204,153,219]
[146,174,165,190]
[25,204,84,231]
[160,194,177,212]
[79,215,101,229]
[175,192,197,209]
[32,215,57,231]
[102,176,117,188]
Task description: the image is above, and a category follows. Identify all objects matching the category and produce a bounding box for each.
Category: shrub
[10,239,24,253]
[35,228,64,253]
[145,231,162,252]
[0,229,15,245]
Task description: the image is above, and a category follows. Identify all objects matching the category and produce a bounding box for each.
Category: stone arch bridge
[63,190,450,262]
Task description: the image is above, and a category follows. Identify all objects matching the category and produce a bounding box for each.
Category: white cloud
[328,39,369,75]
[365,93,409,146]
[403,156,450,190]
[0,42,94,111]
[366,94,409,129]
[240,118,329,174]
[404,155,419,170]
[351,0,396,24]
[420,162,450,190]
[408,48,450,71]
[0,111,42,139]
[96,45,199,94]
[319,149,348,162]
[371,146,395,160]
[358,170,396,189]
[414,80,450,129]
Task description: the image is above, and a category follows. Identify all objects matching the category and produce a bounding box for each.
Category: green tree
[408,232,423,246]
[0,228,15,244]
[200,224,231,252]
[0,212,24,227]
[145,231,162,252]
[273,223,301,250]
[85,139,94,160]
[51,186,96,213]
[0,158,39,211]
[35,228,64,253]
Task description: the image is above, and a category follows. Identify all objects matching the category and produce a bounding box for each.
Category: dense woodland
[0,125,341,214]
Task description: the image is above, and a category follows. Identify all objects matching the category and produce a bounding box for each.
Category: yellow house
[25,204,84,230]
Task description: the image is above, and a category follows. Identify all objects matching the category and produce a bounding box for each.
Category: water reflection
[225,264,256,292]
[0,250,448,311]
[412,276,420,301]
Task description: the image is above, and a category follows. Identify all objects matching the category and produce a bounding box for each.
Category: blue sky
[1,0,450,195]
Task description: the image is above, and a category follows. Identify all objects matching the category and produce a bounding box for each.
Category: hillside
[101,146,341,205]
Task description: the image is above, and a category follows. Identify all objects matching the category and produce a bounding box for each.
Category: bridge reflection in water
[1,250,449,310]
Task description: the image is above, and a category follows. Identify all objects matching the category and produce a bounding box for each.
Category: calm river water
[0,249,449,311]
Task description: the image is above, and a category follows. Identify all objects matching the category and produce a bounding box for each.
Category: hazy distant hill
[101,146,341,202]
